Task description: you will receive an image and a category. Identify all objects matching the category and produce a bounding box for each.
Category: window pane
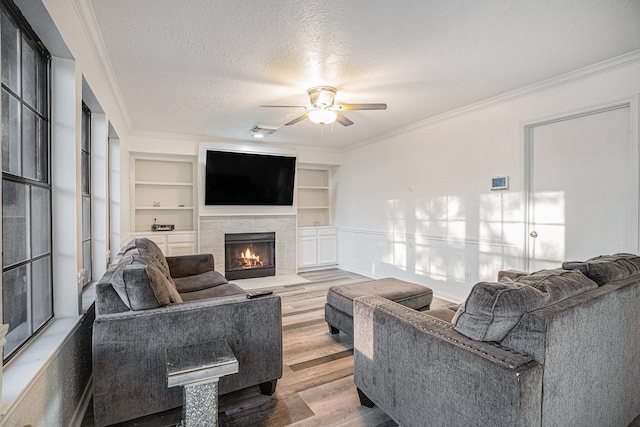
[22,106,37,180]
[81,108,90,151]
[82,151,90,195]
[22,37,37,109]
[37,117,47,182]
[31,186,50,257]
[2,90,21,175]
[1,11,20,93]
[2,264,29,357]
[82,240,92,285]
[82,195,91,240]
[2,180,28,267]
[31,256,52,330]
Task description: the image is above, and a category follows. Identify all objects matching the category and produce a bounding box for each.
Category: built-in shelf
[297,166,331,227]
[297,165,338,269]
[134,207,195,210]
[131,154,197,234]
[135,181,194,187]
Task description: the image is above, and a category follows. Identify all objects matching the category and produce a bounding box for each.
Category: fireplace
[224,232,276,280]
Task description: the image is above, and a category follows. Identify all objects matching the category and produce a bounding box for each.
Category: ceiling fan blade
[334,103,387,111]
[284,113,309,126]
[335,112,354,126]
[260,105,307,108]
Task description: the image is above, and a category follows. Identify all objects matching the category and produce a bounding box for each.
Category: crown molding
[72,0,133,134]
[343,49,640,153]
[130,130,342,154]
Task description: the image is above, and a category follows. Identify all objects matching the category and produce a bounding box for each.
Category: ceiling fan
[260,86,387,127]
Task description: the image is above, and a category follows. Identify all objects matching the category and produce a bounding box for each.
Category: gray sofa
[92,238,283,426]
[353,253,640,427]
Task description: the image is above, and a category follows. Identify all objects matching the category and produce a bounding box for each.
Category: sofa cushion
[326,278,433,317]
[111,254,183,310]
[179,282,246,301]
[173,271,228,293]
[452,269,598,341]
[562,253,640,285]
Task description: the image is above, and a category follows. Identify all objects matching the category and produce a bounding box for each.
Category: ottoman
[324,277,433,336]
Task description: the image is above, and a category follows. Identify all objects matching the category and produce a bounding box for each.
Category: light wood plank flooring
[82,269,454,426]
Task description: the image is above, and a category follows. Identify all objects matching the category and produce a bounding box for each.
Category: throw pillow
[128,237,171,273]
[452,269,597,341]
[562,253,640,285]
[111,254,182,310]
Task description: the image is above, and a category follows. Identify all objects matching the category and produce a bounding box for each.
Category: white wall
[335,55,640,302]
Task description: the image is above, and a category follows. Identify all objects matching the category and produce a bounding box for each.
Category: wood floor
[82,269,453,427]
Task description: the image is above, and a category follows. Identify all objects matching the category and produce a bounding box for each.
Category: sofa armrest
[93,294,282,426]
[353,295,542,427]
[166,253,215,278]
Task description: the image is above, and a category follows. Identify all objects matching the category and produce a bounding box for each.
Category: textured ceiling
[89,0,640,149]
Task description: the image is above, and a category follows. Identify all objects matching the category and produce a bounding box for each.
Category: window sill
[82,281,97,313]
[1,281,94,417]
[1,316,81,417]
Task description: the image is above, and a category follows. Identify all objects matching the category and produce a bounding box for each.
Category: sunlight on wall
[528,190,566,270]
[383,199,408,270]
[478,191,525,280]
[377,189,563,289]
[383,195,467,282]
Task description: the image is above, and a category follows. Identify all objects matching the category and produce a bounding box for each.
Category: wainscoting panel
[337,227,522,302]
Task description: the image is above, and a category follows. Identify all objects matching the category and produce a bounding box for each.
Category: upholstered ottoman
[325,278,433,336]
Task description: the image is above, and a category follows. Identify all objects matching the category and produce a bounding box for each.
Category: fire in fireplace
[224,232,275,280]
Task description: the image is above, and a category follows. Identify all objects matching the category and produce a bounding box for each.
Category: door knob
[530,231,538,238]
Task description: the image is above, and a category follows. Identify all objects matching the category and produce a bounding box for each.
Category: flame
[242,248,260,262]
[239,247,262,268]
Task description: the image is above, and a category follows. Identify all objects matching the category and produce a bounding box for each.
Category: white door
[526,105,635,271]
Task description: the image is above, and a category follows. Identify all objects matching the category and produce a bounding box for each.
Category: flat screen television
[204,150,296,206]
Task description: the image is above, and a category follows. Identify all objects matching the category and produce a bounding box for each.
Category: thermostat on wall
[491,176,509,190]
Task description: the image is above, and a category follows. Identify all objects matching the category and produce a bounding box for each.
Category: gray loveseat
[92,238,282,426]
[354,253,640,427]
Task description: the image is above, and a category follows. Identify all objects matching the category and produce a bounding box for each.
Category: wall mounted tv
[205,150,296,206]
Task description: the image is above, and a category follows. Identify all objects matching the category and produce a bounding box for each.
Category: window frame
[1,0,52,362]
[81,102,91,286]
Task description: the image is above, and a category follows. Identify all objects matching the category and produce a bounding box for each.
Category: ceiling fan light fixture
[308,109,337,125]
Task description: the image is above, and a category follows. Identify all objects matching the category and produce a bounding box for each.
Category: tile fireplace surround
[199,215,297,276]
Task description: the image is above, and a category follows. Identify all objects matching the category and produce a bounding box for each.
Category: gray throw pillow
[111,254,183,310]
[452,269,597,341]
[131,237,171,274]
[562,253,640,285]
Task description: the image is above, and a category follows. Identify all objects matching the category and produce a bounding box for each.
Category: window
[1,0,51,361]
[81,103,91,285]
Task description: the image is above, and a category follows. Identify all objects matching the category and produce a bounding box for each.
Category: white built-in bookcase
[297,165,331,227]
[297,164,338,269]
[130,153,198,254]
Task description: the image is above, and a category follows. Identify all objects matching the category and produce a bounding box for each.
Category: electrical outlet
[465,271,472,282]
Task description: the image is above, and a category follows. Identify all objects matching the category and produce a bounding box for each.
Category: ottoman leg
[328,324,340,335]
